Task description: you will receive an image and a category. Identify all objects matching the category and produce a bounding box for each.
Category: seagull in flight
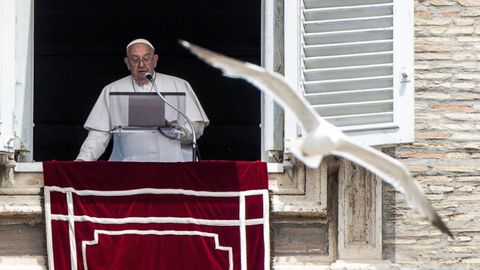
[180,40,453,238]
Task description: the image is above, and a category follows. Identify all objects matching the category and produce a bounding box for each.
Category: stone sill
[14,162,282,173]
[0,256,46,270]
[0,195,42,216]
[0,188,41,195]
[14,162,43,173]
[274,266,329,270]
[330,260,399,270]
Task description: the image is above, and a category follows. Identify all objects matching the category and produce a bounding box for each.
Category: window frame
[0,0,50,162]
[281,0,414,151]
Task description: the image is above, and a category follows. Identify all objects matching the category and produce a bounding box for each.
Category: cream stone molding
[0,154,16,187]
[269,157,329,216]
[337,159,383,260]
[1,162,43,194]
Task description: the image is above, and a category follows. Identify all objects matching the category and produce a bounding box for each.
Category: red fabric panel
[71,194,241,220]
[49,192,68,215]
[245,195,264,220]
[86,234,230,270]
[51,220,71,270]
[44,161,269,270]
[247,225,266,270]
[43,160,268,191]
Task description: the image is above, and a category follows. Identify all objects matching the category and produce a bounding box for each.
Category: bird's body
[181,40,452,238]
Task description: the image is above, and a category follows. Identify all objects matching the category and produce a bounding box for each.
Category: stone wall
[383,0,480,268]
[0,161,45,269]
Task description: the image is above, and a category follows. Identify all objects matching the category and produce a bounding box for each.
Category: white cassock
[76,73,209,162]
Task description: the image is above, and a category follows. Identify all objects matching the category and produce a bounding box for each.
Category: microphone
[144,72,153,81]
[145,72,200,162]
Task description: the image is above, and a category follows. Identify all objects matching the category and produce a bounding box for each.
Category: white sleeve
[84,86,111,132]
[76,130,112,161]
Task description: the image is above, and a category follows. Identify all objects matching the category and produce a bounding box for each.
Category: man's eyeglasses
[128,55,154,65]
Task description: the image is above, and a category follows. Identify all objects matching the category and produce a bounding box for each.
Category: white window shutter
[0,0,33,158]
[284,0,414,147]
[0,0,16,153]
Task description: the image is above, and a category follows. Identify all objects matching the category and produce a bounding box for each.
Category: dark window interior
[34,1,261,161]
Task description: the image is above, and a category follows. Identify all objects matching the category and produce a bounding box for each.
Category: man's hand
[165,120,177,127]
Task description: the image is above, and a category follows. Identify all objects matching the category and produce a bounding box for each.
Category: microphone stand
[146,73,199,162]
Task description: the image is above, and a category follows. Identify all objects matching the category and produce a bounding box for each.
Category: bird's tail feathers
[334,140,454,238]
[404,181,454,238]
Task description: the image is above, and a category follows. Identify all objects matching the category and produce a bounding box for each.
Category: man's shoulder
[103,76,132,91]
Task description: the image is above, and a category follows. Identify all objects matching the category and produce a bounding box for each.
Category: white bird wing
[179,40,321,133]
[333,136,452,237]
[181,40,453,238]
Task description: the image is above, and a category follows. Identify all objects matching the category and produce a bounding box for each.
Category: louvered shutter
[284,0,414,146]
[0,0,34,157]
[0,0,16,153]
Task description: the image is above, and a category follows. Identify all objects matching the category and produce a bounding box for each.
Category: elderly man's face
[124,43,158,85]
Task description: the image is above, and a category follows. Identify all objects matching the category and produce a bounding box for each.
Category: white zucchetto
[126,38,155,52]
